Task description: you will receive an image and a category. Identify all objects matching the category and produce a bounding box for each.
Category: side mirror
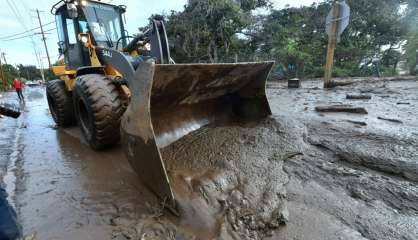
[67,3,78,18]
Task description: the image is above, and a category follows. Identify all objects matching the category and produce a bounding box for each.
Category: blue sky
[0,0,318,67]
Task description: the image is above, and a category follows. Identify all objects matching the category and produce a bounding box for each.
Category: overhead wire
[1,27,57,42]
[0,22,55,40]
[6,0,28,29]
[5,0,45,69]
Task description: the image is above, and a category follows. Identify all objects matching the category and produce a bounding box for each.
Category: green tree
[2,64,19,87]
[166,0,270,63]
[249,0,409,77]
[17,65,42,80]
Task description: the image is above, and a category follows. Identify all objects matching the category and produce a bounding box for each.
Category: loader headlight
[80,35,89,44]
[81,0,87,6]
[78,33,89,46]
[145,43,151,51]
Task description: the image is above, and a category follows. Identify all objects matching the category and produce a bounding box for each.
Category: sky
[0,0,318,67]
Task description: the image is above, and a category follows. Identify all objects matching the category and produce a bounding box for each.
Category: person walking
[12,79,24,101]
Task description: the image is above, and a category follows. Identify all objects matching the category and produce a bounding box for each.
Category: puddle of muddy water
[3,129,22,209]
[1,93,25,210]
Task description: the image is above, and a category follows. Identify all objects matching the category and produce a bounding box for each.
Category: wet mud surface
[160,119,291,239]
[267,79,418,240]
[0,78,416,240]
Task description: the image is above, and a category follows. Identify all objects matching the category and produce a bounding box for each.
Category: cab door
[55,8,90,70]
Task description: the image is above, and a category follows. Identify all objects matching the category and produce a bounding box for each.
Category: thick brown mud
[0,78,417,240]
[161,118,291,239]
[267,79,418,240]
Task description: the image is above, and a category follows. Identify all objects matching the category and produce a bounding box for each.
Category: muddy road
[0,78,417,240]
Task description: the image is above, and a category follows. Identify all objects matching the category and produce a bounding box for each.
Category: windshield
[83,2,124,49]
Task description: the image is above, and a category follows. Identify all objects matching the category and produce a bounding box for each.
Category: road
[0,78,417,240]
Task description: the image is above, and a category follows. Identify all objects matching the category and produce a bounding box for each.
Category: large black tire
[46,80,76,127]
[72,74,125,150]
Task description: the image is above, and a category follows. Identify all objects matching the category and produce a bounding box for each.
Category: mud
[267,78,418,240]
[0,95,19,183]
[161,118,292,239]
[0,79,416,240]
[98,119,292,240]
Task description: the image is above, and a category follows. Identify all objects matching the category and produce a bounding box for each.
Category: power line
[1,33,43,42]
[1,28,57,41]
[0,22,55,40]
[6,0,28,30]
[5,0,45,73]
[43,28,57,33]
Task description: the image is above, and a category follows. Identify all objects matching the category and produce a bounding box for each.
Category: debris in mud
[329,80,355,87]
[377,117,403,124]
[315,105,368,114]
[346,94,372,100]
[23,234,36,240]
[397,102,410,105]
[288,78,301,88]
[346,120,367,126]
[0,103,21,119]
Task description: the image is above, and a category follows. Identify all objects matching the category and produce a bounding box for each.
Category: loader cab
[53,0,127,70]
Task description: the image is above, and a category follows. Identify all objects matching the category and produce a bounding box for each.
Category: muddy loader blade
[121,61,274,210]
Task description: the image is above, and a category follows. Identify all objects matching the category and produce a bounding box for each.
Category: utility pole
[35,49,46,82]
[15,65,21,78]
[0,53,6,91]
[0,49,7,90]
[324,1,340,88]
[35,9,52,68]
[1,52,7,65]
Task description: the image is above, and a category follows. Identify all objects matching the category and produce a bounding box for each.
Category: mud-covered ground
[0,78,417,240]
[267,79,418,240]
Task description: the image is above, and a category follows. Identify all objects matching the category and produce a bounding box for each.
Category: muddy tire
[72,74,125,150]
[46,80,76,127]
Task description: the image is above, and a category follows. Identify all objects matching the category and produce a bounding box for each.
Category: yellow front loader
[47,0,274,210]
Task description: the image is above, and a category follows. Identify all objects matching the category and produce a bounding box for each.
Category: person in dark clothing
[12,79,24,102]
[0,188,22,239]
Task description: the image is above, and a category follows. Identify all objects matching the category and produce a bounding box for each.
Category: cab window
[66,18,77,44]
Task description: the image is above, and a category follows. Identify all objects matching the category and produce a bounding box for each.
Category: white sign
[326,0,350,42]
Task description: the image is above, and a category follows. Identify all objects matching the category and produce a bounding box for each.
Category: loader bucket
[120,61,274,210]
